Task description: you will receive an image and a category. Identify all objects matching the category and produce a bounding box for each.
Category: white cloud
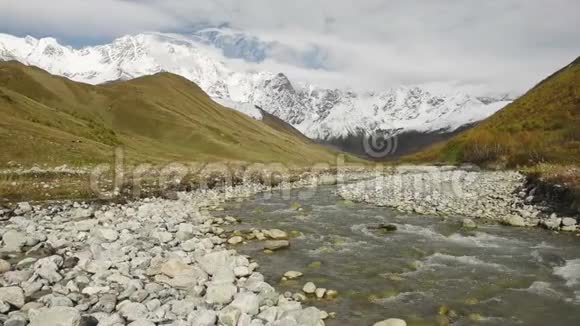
[1,0,579,94]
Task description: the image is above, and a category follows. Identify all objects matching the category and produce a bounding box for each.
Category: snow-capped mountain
[0,32,511,151]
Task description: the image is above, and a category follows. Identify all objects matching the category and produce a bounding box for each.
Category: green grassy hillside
[408,57,580,167]
[0,61,355,167]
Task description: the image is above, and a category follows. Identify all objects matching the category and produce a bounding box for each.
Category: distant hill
[0,61,354,166]
[407,57,580,167]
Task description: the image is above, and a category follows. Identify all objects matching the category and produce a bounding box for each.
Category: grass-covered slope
[0,61,352,166]
[408,57,580,167]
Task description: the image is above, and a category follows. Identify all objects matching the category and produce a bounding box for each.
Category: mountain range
[0,61,352,166]
[0,31,512,157]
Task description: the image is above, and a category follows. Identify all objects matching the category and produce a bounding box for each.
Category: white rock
[29,307,81,326]
[234,266,251,277]
[159,258,192,278]
[15,202,32,214]
[205,282,237,304]
[82,286,110,296]
[0,286,25,308]
[257,307,278,323]
[1,230,27,251]
[230,292,260,316]
[283,271,303,280]
[303,282,316,294]
[155,231,173,243]
[503,215,526,227]
[33,256,63,283]
[264,229,288,240]
[117,301,148,321]
[237,313,252,326]
[228,236,244,245]
[128,320,156,326]
[0,259,11,273]
[187,309,217,326]
[263,240,290,251]
[197,251,235,275]
[562,218,577,227]
[374,318,407,326]
[95,228,119,242]
[280,307,321,326]
[462,218,477,229]
[218,306,241,326]
[315,288,326,299]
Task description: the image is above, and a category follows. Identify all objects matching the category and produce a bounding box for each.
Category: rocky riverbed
[338,166,579,232]
[0,175,360,326]
[1,165,578,326]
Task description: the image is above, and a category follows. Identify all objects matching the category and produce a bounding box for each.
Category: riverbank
[338,166,579,232]
[1,174,364,326]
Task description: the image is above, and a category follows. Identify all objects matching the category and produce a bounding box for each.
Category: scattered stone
[303,282,316,294]
[373,318,407,326]
[503,215,526,227]
[228,236,244,245]
[230,292,260,316]
[0,259,11,273]
[315,288,326,299]
[0,286,25,308]
[94,228,119,242]
[234,266,251,277]
[1,230,26,251]
[218,306,241,326]
[117,301,148,322]
[562,218,577,227]
[29,307,81,326]
[128,320,155,326]
[4,314,27,326]
[263,240,290,251]
[206,283,237,305]
[462,218,477,229]
[264,229,288,240]
[325,289,339,299]
[283,271,303,280]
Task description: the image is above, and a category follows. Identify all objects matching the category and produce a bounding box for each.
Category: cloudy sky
[1,0,579,95]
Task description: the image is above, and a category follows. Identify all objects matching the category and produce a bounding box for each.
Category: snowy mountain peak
[0,32,511,148]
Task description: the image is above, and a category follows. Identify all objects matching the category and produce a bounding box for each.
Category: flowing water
[219,186,580,326]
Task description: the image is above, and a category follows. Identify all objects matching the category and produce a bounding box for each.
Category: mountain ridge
[0,31,511,153]
[0,61,349,166]
[407,57,580,167]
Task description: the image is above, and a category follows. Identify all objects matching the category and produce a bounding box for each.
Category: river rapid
[220,185,580,326]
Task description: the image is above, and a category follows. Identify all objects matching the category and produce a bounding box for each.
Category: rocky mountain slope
[0,32,511,157]
[0,61,347,166]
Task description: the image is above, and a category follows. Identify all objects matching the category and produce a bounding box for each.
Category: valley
[0,16,578,326]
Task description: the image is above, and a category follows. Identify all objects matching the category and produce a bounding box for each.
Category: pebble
[374,318,407,326]
[263,240,290,251]
[315,288,327,299]
[0,286,25,308]
[0,259,11,273]
[264,229,289,240]
[228,236,244,245]
[283,271,303,280]
[303,282,316,294]
[29,307,81,326]
[462,218,477,229]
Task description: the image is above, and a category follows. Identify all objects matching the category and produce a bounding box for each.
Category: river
[219,185,580,325]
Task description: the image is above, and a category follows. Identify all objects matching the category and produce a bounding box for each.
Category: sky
[1,0,579,95]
